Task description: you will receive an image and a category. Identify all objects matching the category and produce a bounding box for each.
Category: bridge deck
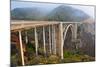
[11,20,79,31]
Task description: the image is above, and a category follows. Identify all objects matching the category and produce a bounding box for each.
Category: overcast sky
[11,1,95,19]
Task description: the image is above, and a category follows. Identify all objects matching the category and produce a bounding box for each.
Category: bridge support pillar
[25,31,28,44]
[54,25,56,55]
[74,23,78,49]
[34,27,38,56]
[18,30,25,66]
[49,25,52,54]
[43,26,46,56]
[59,23,64,59]
[74,23,77,40]
[72,23,77,42]
[52,25,56,55]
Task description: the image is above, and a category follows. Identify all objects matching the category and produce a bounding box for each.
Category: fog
[11,1,95,19]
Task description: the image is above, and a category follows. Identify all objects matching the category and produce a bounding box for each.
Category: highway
[11,20,80,31]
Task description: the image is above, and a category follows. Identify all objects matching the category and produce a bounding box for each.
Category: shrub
[63,51,73,58]
[47,55,60,64]
[11,54,22,66]
[26,55,42,65]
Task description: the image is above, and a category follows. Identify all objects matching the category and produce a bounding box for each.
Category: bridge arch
[62,24,76,58]
[63,24,74,45]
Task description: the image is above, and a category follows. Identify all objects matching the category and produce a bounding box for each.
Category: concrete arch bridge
[11,20,80,65]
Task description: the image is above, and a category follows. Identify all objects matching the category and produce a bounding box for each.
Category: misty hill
[11,5,90,21]
[46,5,90,22]
[11,7,47,20]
